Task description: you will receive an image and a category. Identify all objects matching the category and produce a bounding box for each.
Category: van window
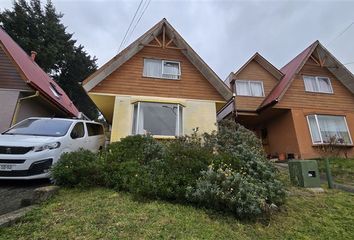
[86,123,103,136]
[70,122,85,139]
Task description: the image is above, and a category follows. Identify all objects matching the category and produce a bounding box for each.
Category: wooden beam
[142,44,162,48]
[166,38,174,47]
[162,25,166,48]
[166,46,185,50]
[154,35,162,47]
[322,55,328,66]
[316,49,323,67]
[310,55,321,66]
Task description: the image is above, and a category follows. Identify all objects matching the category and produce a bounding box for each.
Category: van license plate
[0,164,13,171]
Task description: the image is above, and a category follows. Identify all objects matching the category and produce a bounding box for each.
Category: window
[235,80,264,97]
[86,123,104,136]
[303,76,333,93]
[307,115,352,145]
[132,102,183,136]
[70,122,85,139]
[49,82,62,98]
[143,58,181,80]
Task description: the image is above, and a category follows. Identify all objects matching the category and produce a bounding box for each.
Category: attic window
[143,58,181,80]
[49,82,62,98]
[235,80,264,97]
[303,76,333,94]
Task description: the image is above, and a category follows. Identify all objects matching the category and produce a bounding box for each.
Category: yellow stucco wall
[90,93,220,142]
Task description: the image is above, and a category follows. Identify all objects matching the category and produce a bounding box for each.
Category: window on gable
[132,102,183,136]
[303,76,333,93]
[307,115,352,145]
[143,58,181,80]
[235,80,264,97]
[49,82,62,99]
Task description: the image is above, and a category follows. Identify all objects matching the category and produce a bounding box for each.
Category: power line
[126,0,152,45]
[343,61,354,65]
[118,0,144,52]
[327,21,354,46]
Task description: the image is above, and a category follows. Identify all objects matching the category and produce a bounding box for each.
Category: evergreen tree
[0,0,99,119]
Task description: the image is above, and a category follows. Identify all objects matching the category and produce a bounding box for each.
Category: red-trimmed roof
[259,41,319,109]
[0,27,79,117]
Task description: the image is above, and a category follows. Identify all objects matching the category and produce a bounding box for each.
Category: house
[83,19,232,142]
[218,41,354,159]
[0,27,79,132]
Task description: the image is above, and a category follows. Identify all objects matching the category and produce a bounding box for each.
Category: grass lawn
[317,158,354,185]
[1,182,354,239]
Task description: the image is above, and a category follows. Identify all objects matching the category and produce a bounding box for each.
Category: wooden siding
[90,35,224,101]
[234,60,278,110]
[266,110,300,158]
[277,56,354,111]
[0,44,30,90]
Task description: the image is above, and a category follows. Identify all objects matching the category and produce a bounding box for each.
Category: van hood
[0,134,61,147]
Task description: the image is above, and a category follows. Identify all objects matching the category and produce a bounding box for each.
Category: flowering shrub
[187,120,286,218]
[186,164,284,218]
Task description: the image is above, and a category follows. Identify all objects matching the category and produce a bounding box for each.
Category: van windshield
[3,119,73,137]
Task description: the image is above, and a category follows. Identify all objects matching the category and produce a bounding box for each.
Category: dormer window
[303,76,333,94]
[143,58,181,80]
[49,82,62,99]
[235,80,264,97]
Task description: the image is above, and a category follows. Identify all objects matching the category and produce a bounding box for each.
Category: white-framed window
[132,102,183,136]
[235,80,264,97]
[143,58,181,80]
[49,82,62,99]
[303,76,333,94]
[307,114,352,145]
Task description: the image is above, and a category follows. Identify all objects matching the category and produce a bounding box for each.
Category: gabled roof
[83,18,232,100]
[231,52,284,83]
[259,40,354,109]
[0,27,79,117]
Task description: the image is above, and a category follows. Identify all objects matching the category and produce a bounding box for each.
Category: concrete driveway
[0,179,50,215]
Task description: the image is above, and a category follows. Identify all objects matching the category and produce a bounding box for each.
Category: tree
[0,0,99,119]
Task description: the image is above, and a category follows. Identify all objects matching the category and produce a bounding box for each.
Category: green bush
[52,120,285,219]
[101,135,165,191]
[131,134,213,200]
[186,164,283,218]
[51,149,104,187]
[186,120,286,218]
[106,135,164,164]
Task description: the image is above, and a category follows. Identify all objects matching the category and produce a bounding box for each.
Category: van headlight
[33,142,61,152]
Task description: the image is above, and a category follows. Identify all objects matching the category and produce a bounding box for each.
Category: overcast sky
[1,0,354,79]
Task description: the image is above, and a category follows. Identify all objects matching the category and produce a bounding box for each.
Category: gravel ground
[0,179,50,215]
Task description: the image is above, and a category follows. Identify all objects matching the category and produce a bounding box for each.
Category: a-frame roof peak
[259,40,354,110]
[232,52,284,82]
[83,19,232,100]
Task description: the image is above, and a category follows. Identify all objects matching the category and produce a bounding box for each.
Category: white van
[0,117,105,179]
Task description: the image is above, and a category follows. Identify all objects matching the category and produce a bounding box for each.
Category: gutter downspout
[230,79,237,122]
[11,91,40,126]
[232,93,237,122]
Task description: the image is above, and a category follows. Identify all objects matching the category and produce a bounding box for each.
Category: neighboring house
[83,19,232,142]
[218,41,354,159]
[0,27,79,132]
